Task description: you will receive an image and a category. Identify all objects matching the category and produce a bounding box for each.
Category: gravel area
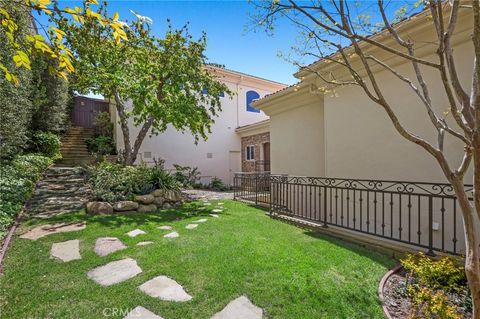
[182,189,234,200]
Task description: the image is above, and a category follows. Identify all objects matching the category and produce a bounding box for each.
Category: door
[263,142,271,171]
[228,151,241,185]
[72,97,109,128]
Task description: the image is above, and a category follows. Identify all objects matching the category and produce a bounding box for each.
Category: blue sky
[36,1,420,86]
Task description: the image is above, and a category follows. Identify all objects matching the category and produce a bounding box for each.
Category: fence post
[255,173,258,206]
[233,174,237,200]
[426,196,436,256]
[323,186,328,228]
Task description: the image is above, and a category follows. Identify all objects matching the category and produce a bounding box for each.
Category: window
[246,145,255,161]
[246,90,260,113]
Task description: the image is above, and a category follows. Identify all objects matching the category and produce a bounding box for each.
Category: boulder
[162,203,172,209]
[137,204,157,213]
[151,189,165,197]
[153,197,164,208]
[135,194,154,204]
[113,201,139,212]
[86,201,113,215]
[165,190,183,202]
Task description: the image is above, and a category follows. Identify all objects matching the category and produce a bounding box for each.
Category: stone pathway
[185,224,198,230]
[211,296,263,319]
[20,221,86,240]
[164,231,179,238]
[194,219,208,223]
[139,275,192,302]
[182,189,234,200]
[158,225,172,230]
[50,239,81,262]
[87,258,142,286]
[24,166,91,218]
[209,214,219,218]
[94,237,126,257]
[124,306,164,319]
[127,229,146,237]
[136,241,153,246]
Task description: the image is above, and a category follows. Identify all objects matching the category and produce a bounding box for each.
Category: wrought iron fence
[235,173,473,255]
[233,172,271,207]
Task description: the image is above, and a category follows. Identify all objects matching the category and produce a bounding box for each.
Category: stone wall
[241,132,270,172]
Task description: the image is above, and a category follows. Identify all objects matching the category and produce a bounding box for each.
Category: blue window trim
[246,90,260,113]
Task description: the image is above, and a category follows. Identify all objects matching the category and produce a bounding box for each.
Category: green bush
[87,161,179,202]
[85,136,115,160]
[0,154,53,239]
[173,164,201,188]
[208,177,229,191]
[93,112,113,137]
[32,131,62,159]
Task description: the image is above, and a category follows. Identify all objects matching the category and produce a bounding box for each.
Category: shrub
[208,177,229,191]
[401,253,468,319]
[93,112,113,137]
[85,136,115,160]
[173,164,201,188]
[32,131,62,159]
[87,161,179,202]
[0,154,53,239]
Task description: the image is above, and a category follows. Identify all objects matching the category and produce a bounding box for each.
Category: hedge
[0,154,53,239]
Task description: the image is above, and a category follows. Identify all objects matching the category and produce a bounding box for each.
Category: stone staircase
[57,127,95,166]
[25,166,91,218]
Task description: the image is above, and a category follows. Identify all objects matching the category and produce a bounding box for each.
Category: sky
[37,0,302,85]
[35,1,420,86]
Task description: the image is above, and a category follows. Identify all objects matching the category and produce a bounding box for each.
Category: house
[111,66,286,185]
[252,7,474,184]
[243,7,478,255]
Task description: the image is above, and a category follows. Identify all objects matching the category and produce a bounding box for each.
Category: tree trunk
[128,117,154,165]
[113,90,134,165]
[451,176,480,319]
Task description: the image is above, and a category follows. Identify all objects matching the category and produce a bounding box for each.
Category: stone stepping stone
[95,237,126,257]
[212,209,223,213]
[194,219,208,223]
[137,241,154,246]
[50,239,81,262]
[127,229,146,237]
[123,306,164,319]
[163,231,179,238]
[211,296,263,319]
[203,202,212,206]
[158,225,172,231]
[20,222,86,240]
[139,275,192,302]
[209,214,219,218]
[217,203,224,206]
[87,258,142,286]
[185,224,198,230]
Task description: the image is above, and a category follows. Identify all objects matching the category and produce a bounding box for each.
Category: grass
[0,200,395,319]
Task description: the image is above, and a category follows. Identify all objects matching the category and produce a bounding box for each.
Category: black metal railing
[235,173,472,255]
[233,172,271,207]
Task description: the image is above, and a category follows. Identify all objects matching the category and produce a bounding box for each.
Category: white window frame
[246,145,255,161]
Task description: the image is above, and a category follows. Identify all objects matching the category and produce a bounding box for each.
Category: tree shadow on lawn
[21,201,231,230]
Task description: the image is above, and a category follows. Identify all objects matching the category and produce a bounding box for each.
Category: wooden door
[72,97,109,128]
[263,142,271,171]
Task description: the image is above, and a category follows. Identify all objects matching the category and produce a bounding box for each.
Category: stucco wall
[323,39,474,183]
[113,71,284,185]
[270,93,325,176]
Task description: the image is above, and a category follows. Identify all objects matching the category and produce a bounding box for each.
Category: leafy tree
[0,0,128,85]
[253,0,480,315]
[55,5,231,165]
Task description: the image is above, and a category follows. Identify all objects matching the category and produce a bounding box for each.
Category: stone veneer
[241,132,270,172]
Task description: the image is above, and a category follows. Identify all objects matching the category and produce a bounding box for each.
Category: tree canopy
[54,4,231,164]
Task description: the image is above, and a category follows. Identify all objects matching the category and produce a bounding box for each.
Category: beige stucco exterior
[254,8,474,183]
[252,8,478,254]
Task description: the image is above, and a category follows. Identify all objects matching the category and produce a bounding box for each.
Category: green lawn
[0,200,395,319]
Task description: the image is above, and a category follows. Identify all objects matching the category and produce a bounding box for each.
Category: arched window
[246,90,260,113]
